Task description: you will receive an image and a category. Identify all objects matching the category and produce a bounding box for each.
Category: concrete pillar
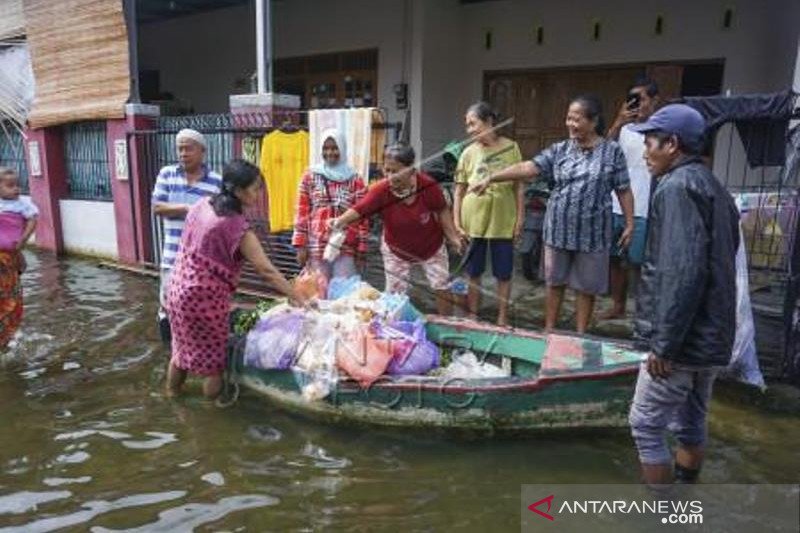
[24,127,68,254]
[124,103,160,265]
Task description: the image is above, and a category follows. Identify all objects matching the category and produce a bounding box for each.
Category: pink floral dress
[166,198,249,376]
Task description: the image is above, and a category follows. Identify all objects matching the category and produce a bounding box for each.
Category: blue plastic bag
[327,275,362,300]
[378,293,423,322]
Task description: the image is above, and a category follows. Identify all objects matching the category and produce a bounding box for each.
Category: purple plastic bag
[243,310,305,370]
[382,320,440,376]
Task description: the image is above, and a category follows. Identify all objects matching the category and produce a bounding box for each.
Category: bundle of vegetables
[232,299,283,336]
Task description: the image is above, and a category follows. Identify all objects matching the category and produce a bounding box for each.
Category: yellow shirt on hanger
[259,130,310,232]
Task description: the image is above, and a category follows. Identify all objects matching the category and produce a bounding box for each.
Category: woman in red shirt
[292,129,369,283]
[331,144,464,314]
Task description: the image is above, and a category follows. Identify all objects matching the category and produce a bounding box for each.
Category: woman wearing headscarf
[292,129,369,282]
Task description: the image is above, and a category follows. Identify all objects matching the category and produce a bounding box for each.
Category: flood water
[1,251,798,531]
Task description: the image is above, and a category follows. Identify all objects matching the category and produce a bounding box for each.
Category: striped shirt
[533,139,629,253]
[152,164,222,269]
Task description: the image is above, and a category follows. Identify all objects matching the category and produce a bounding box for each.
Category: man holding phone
[601,77,660,319]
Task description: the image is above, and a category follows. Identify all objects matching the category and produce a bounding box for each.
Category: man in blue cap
[627,104,739,485]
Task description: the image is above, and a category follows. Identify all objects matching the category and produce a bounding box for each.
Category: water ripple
[90,494,279,532]
[0,491,186,533]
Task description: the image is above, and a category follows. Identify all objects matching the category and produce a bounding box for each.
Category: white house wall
[60,199,118,260]
[138,0,800,165]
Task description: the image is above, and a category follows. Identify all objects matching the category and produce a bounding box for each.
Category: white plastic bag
[442,351,509,380]
[323,227,346,263]
[724,226,765,389]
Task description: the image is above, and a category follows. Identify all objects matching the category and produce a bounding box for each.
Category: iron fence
[63,121,112,201]
[0,126,30,194]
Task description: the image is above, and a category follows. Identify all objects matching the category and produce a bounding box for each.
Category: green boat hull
[229,316,643,433]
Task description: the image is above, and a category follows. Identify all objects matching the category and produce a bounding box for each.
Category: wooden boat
[228,315,643,433]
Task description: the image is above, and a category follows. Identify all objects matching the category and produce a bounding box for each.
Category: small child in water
[0,168,38,271]
[0,167,38,347]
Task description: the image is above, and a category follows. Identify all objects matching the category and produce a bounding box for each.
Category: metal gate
[128,111,399,295]
[702,97,800,380]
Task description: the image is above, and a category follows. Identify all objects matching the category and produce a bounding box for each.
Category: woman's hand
[468,177,492,196]
[447,235,465,256]
[617,223,634,250]
[513,217,524,245]
[453,223,469,241]
[296,247,308,267]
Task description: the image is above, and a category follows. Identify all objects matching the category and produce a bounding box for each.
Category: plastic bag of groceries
[294,266,328,300]
[376,292,423,322]
[377,320,440,376]
[243,306,305,370]
[293,314,340,401]
[441,350,509,380]
[336,322,395,388]
[327,275,363,300]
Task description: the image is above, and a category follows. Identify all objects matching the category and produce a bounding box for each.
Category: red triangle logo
[528,494,555,521]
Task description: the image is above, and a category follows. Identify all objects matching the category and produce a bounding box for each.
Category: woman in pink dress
[166,159,306,399]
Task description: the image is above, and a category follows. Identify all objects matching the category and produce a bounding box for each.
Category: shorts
[611,214,647,266]
[465,238,514,282]
[381,240,450,293]
[628,362,718,465]
[543,245,609,295]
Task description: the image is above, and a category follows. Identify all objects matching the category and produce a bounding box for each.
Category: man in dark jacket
[627,104,739,485]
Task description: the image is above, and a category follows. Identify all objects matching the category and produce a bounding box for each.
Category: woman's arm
[291,173,311,265]
[513,180,525,243]
[452,183,467,237]
[615,188,635,249]
[438,206,464,255]
[468,160,539,195]
[332,208,363,231]
[240,231,303,303]
[353,179,370,258]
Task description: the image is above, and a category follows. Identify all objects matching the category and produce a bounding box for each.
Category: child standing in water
[0,167,38,347]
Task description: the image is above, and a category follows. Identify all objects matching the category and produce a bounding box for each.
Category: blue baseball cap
[629,103,706,151]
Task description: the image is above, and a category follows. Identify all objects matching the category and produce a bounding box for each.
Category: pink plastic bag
[336,324,395,387]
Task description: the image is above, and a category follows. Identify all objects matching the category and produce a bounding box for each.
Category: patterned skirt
[0,251,23,347]
[166,252,237,376]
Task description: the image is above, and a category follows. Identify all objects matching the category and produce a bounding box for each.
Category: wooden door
[485,64,683,158]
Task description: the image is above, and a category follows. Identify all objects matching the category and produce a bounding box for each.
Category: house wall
[60,199,118,259]
[138,0,800,162]
[138,0,410,127]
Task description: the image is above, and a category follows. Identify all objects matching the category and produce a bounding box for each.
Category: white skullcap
[176,128,207,149]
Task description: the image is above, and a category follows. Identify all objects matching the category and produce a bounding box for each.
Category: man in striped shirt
[152,129,222,338]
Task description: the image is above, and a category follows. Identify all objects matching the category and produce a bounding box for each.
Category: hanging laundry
[242,136,260,166]
[259,129,309,233]
[309,108,374,184]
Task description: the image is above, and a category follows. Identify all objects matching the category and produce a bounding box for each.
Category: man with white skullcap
[151,128,222,342]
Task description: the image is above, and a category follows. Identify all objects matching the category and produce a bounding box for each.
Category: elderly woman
[292,129,369,283]
[166,159,305,399]
[152,129,222,340]
[331,144,464,314]
[470,94,634,333]
[453,102,525,326]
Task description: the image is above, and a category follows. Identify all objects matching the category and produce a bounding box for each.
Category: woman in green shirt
[453,102,524,326]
